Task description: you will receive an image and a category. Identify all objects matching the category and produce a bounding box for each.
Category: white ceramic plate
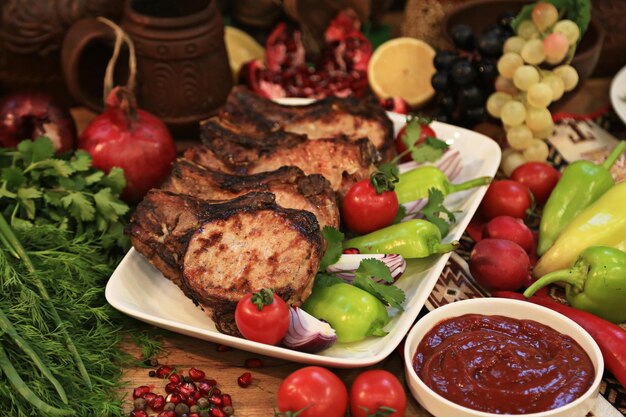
[610,65,626,125]
[105,113,501,367]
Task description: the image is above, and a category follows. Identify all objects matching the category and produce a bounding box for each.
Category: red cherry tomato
[478,180,532,220]
[395,122,436,163]
[342,179,398,234]
[350,370,407,417]
[510,162,560,205]
[234,290,289,345]
[277,366,348,417]
[483,216,534,253]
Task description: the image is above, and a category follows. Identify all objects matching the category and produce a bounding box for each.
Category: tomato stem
[251,288,275,311]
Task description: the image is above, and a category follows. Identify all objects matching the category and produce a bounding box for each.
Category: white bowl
[403,298,603,417]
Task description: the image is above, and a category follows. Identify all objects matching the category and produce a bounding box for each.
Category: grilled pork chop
[162,160,339,230]
[218,86,395,160]
[187,131,378,196]
[127,191,322,335]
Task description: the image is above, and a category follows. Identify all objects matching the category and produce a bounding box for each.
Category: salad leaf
[319,226,344,271]
[420,188,456,236]
[410,137,450,164]
[511,0,591,41]
[352,258,405,310]
[0,137,130,252]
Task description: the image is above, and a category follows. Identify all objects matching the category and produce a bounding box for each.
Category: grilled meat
[162,160,339,230]
[127,191,322,335]
[187,132,378,196]
[217,86,395,160]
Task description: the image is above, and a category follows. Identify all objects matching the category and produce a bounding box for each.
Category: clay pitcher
[62,0,232,133]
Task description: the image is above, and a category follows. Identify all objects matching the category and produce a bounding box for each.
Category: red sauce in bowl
[413,314,594,414]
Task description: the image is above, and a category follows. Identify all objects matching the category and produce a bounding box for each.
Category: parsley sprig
[0,137,130,251]
[317,227,406,310]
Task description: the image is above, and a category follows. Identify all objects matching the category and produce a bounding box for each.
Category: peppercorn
[223,406,235,416]
[148,370,156,377]
[175,402,190,416]
[190,405,199,413]
[164,402,176,411]
[197,397,210,408]
[133,398,147,410]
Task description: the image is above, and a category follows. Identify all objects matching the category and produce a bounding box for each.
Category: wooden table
[72,78,614,416]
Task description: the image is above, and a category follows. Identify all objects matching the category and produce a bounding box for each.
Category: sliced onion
[326,254,406,283]
[397,148,462,181]
[282,307,337,353]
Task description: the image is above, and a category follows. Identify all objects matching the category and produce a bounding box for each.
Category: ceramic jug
[62,0,232,133]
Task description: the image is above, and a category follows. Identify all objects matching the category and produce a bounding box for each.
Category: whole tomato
[395,117,436,162]
[277,366,348,417]
[478,180,532,220]
[510,162,560,205]
[234,289,289,345]
[350,370,406,417]
[342,179,398,234]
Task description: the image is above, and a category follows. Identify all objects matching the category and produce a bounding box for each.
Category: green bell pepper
[525,246,626,324]
[301,283,389,343]
[343,219,458,258]
[534,180,626,277]
[537,141,626,255]
[394,165,492,204]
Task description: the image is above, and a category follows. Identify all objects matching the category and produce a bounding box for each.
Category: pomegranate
[79,86,176,203]
[240,9,372,100]
[0,92,76,153]
[155,366,173,378]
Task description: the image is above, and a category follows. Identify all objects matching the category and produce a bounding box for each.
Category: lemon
[224,26,265,82]
[368,37,436,108]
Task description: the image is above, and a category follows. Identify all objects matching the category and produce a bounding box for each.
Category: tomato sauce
[413,314,594,414]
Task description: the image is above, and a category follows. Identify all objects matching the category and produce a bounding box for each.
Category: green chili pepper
[534,181,626,278]
[394,165,492,204]
[343,219,458,258]
[525,246,626,324]
[537,141,626,256]
[302,283,389,343]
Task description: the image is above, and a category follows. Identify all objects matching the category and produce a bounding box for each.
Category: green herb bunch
[0,137,130,251]
[0,225,146,416]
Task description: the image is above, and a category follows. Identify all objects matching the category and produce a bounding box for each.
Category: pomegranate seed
[189,414,200,417]
[237,372,253,388]
[164,381,177,394]
[210,408,226,417]
[158,412,176,417]
[168,373,181,384]
[142,392,156,403]
[193,392,201,400]
[185,397,197,406]
[177,381,197,398]
[130,410,148,417]
[197,378,217,394]
[244,358,263,368]
[165,393,182,404]
[216,344,232,352]
[212,387,222,397]
[156,366,174,378]
[133,386,151,399]
[150,395,165,412]
[221,394,232,407]
[209,393,222,406]
[342,248,360,254]
[188,367,206,380]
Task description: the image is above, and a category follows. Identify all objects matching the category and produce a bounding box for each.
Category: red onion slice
[397,148,462,181]
[282,307,337,353]
[326,254,406,283]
